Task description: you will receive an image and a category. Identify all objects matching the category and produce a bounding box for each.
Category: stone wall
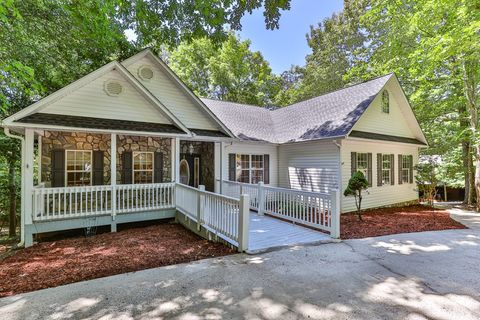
[41,131,111,186]
[180,141,215,191]
[41,131,172,186]
[117,135,171,183]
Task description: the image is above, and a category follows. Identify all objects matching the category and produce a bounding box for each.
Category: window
[66,150,92,186]
[235,154,264,184]
[382,154,391,185]
[133,152,153,184]
[401,155,412,184]
[381,90,389,113]
[356,153,369,182]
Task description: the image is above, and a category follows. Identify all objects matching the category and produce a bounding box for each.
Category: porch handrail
[175,183,249,251]
[218,179,340,238]
[32,183,176,222]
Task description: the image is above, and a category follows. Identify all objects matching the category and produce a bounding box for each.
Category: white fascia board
[2,61,119,125]
[113,61,191,135]
[6,122,191,138]
[122,49,236,138]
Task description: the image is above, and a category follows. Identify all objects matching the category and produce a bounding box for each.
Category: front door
[179,154,201,188]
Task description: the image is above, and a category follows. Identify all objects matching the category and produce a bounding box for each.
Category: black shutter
[351,152,357,176]
[377,153,382,186]
[122,151,133,184]
[398,154,403,185]
[263,154,270,184]
[228,153,236,181]
[409,155,414,183]
[51,149,65,187]
[92,151,104,185]
[390,154,395,185]
[154,152,164,183]
[367,153,372,187]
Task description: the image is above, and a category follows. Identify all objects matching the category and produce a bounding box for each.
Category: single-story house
[2,49,427,248]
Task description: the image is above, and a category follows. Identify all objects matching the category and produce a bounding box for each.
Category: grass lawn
[0,222,234,297]
[341,205,466,239]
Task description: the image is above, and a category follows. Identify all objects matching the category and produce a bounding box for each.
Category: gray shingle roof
[202,74,393,144]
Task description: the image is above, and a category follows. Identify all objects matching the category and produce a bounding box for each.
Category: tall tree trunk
[463,60,480,210]
[8,160,16,237]
[469,148,476,205]
[462,141,471,203]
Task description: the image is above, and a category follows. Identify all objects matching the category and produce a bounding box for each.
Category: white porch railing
[32,185,113,221]
[176,183,249,251]
[32,183,175,221]
[220,180,340,238]
[116,183,175,213]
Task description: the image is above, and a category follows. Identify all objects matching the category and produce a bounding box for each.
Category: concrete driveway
[1,210,480,320]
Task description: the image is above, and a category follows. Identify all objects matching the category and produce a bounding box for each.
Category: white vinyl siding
[220,142,278,186]
[40,70,173,124]
[352,78,417,138]
[342,139,419,213]
[125,56,221,130]
[278,140,340,194]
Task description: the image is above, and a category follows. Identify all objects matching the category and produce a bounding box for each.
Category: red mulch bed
[0,223,234,297]
[341,205,466,239]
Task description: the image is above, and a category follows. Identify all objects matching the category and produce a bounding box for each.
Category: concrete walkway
[2,209,480,320]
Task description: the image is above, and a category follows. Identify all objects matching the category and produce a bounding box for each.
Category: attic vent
[138,66,154,80]
[104,80,123,96]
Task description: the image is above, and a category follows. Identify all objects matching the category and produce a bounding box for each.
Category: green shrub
[344,171,369,221]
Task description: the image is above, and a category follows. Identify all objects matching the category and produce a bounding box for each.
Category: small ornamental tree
[344,171,369,221]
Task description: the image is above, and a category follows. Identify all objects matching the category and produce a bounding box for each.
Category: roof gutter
[3,128,26,247]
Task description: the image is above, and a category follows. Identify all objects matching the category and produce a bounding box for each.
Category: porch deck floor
[247,212,332,253]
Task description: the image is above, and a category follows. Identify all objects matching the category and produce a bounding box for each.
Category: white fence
[176,183,249,251]
[220,180,340,238]
[33,185,113,221]
[32,183,175,221]
[116,183,174,214]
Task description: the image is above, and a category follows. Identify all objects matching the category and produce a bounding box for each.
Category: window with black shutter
[228,153,236,181]
[263,154,270,184]
[122,151,133,184]
[92,151,104,185]
[154,152,164,183]
[51,149,65,187]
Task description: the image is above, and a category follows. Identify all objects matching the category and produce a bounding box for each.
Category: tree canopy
[168,34,281,106]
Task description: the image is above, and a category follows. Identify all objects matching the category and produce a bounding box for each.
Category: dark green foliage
[344,171,369,221]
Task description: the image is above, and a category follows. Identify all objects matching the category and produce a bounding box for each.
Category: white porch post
[24,129,34,246]
[110,133,117,231]
[238,193,250,252]
[330,189,341,239]
[219,141,224,194]
[172,137,180,183]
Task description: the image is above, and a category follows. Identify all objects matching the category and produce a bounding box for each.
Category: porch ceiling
[15,113,187,135]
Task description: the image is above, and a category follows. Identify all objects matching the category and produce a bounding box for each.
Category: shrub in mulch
[341,205,466,239]
[0,223,234,298]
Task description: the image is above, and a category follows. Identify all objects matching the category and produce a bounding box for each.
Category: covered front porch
[20,128,339,251]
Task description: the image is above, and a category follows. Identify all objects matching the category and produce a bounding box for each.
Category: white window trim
[382,154,391,186]
[381,90,390,114]
[356,152,369,182]
[235,154,264,184]
[133,151,154,184]
[401,155,412,184]
[65,150,93,187]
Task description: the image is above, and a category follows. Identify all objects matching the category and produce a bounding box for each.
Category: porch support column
[24,129,34,246]
[219,141,225,194]
[172,137,180,183]
[110,133,117,232]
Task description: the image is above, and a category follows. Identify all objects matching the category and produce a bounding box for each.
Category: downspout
[3,128,26,246]
[333,139,342,214]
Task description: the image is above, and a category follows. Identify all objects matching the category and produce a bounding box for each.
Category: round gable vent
[138,66,154,80]
[104,80,123,96]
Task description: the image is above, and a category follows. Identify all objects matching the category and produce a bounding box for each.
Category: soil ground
[0,221,234,297]
[341,204,466,239]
